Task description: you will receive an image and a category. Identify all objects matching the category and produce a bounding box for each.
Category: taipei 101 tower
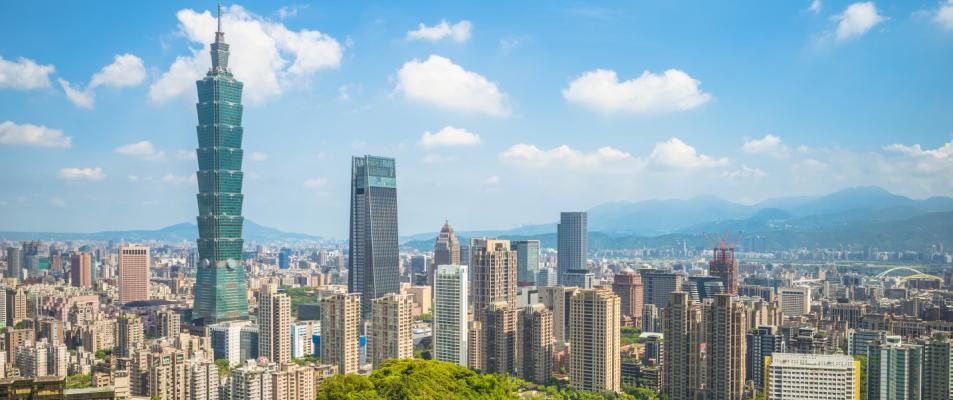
[191,4,250,325]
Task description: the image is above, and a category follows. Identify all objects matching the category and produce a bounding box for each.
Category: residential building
[705,294,747,400]
[569,288,621,393]
[70,252,92,288]
[640,269,683,309]
[518,304,553,384]
[747,325,784,391]
[765,353,860,400]
[780,287,812,317]
[612,271,643,320]
[370,293,413,368]
[920,333,952,400]
[868,338,922,400]
[259,287,292,365]
[433,265,468,366]
[321,293,361,374]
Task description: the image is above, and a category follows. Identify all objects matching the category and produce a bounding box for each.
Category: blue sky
[1,1,952,238]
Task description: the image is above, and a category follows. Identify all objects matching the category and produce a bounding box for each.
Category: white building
[780,287,812,317]
[765,353,859,400]
[433,264,468,366]
[210,320,252,366]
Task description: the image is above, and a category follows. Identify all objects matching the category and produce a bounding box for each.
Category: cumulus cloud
[649,138,728,169]
[115,140,166,161]
[420,154,456,164]
[562,69,712,114]
[249,151,269,161]
[58,167,106,181]
[936,0,953,30]
[58,78,95,109]
[0,121,71,148]
[396,55,510,116]
[500,144,633,168]
[0,56,55,90]
[723,165,767,180]
[742,134,789,158]
[834,2,885,40]
[883,139,953,173]
[303,178,328,189]
[150,5,342,104]
[810,0,823,13]
[90,54,146,88]
[419,126,481,148]
[406,20,472,42]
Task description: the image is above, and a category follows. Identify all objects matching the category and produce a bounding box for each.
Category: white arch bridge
[875,267,943,285]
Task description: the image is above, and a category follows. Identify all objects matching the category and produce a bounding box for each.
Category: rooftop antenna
[217,2,223,33]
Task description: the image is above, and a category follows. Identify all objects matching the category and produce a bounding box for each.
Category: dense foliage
[66,374,91,389]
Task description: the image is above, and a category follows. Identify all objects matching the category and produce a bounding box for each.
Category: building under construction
[709,243,739,296]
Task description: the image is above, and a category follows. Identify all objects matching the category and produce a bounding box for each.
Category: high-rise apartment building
[539,285,579,345]
[848,329,887,356]
[868,338,922,400]
[116,312,144,358]
[780,287,812,317]
[518,303,554,384]
[349,155,399,320]
[156,309,181,339]
[433,265,468,366]
[5,287,26,328]
[370,293,413,368]
[705,294,747,400]
[259,287,292,365]
[70,252,92,288]
[471,238,517,319]
[569,288,621,393]
[765,353,860,400]
[119,245,150,304]
[557,212,588,286]
[271,363,315,400]
[145,343,188,400]
[920,333,952,400]
[189,356,219,400]
[612,271,644,321]
[708,244,738,295]
[747,325,784,391]
[483,301,517,375]
[230,361,272,400]
[432,221,461,284]
[640,269,684,309]
[511,240,540,286]
[191,9,250,325]
[321,293,361,374]
[15,339,67,378]
[663,292,704,400]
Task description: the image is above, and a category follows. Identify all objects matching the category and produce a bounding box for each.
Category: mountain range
[0,220,324,244]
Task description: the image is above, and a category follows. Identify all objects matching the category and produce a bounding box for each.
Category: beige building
[272,363,315,400]
[321,293,361,374]
[116,312,144,358]
[402,284,431,316]
[119,245,150,304]
[483,301,517,375]
[156,309,181,339]
[705,294,747,400]
[371,293,413,368]
[612,271,644,321]
[765,353,860,400]
[259,286,292,365]
[467,320,483,371]
[145,342,188,400]
[569,288,621,393]
[471,239,518,375]
[518,303,554,384]
[663,292,705,400]
[539,286,579,346]
[780,286,811,317]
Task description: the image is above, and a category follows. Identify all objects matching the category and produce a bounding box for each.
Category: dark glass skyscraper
[191,8,250,325]
[349,155,399,319]
[557,211,588,286]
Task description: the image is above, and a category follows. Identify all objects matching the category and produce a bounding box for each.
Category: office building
[920,333,952,400]
[848,329,887,356]
[557,212,588,286]
[70,252,92,288]
[210,321,250,366]
[348,155,400,319]
[290,321,315,359]
[518,304,554,384]
[765,353,860,400]
[118,245,150,304]
[321,293,361,374]
[708,244,738,295]
[612,271,644,320]
[5,247,20,280]
[705,294,747,400]
[433,265,468,366]
[511,240,540,286]
[370,293,413,368]
[569,288,621,393]
[259,287,292,365]
[663,292,704,400]
[640,269,683,309]
[536,267,557,288]
[747,325,784,391]
[780,287,812,317]
[868,338,922,400]
[191,12,250,325]
[686,275,724,302]
[433,221,461,269]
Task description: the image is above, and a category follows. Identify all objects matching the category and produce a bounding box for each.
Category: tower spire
[217,2,223,33]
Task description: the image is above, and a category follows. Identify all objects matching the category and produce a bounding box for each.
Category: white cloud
[406,20,472,43]
[0,56,54,90]
[723,165,767,180]
[649,138,728,169]
[58,167,106,181]
[162,173,196,184]
[50,197,66,207]
[115,141,165,161]
[884,140,953,173]
[500,144,633,168]
[834,2,886,40]
[58,78,95,109]
[303,178,328,189]
[483,175,501,185]
[396,55,510,116]
[562,68,712,114]
[0,121,71,148]
[249,151,269,161]
[742,134,790,158]
[420,154,456,164]
[337,84,362,101]
[276,5,306,19]
[936,0,953,30]
[419,126,481,148]
[810,0,823,13]
[175,149,197,160]
[89,54,146,88]
[150,5,342,104]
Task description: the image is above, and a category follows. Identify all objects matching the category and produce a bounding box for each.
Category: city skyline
[1,1,952,238]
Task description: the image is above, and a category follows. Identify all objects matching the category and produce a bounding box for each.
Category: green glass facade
[191,26,249,325]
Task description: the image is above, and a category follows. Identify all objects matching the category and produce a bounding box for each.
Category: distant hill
[0,220,323,243]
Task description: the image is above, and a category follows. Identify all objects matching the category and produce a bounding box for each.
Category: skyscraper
[349,155,399,319]
[259,286,292,365]
[370,293,413,368]
[191,6,250,325]
[518,303,554,384]
[432,221,461,284]
[920,333,952,400]
[510,240,540,286]
[118,245,150,305]
[471,238,518,374]
[321,293,361,374]
[70,252,92,288]
[640,269,684,309]
[663,292,704,400]
[5,247,20,280]
[569,288,621,393]
[433,264,468,366]
[612,271,643,321]
[708,244,739,295]
[868,338,922,400]
[557,212,587,286]
[747,325,784,391]
[705,294,747,400]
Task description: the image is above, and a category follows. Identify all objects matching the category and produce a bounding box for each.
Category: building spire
[215,3,225,44]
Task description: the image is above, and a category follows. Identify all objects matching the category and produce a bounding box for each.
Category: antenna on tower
[217,2,223,33]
